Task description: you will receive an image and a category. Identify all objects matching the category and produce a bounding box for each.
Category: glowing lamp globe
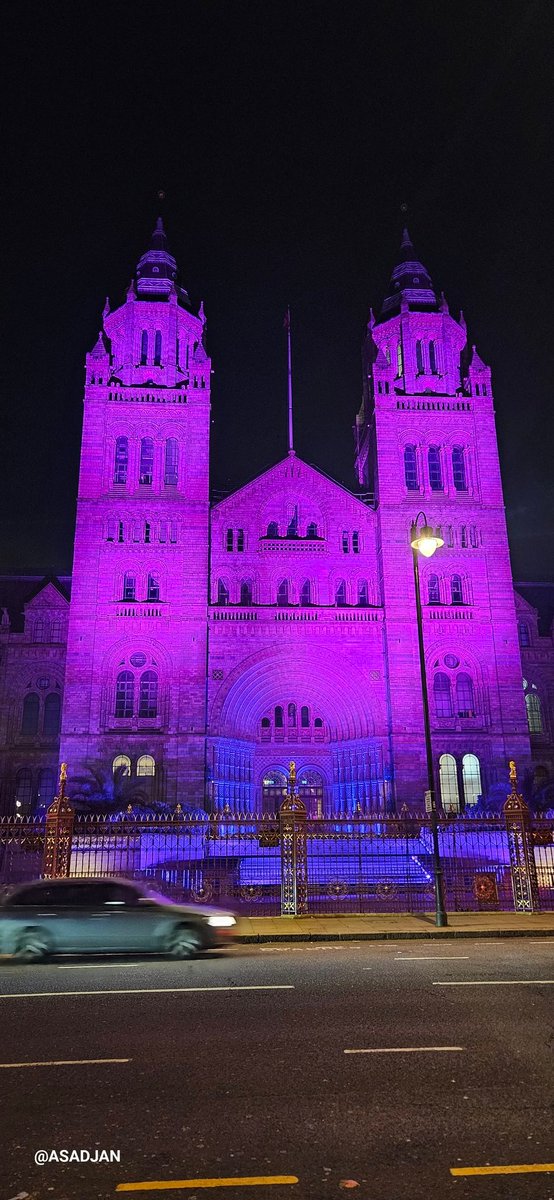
[411,524,444,558]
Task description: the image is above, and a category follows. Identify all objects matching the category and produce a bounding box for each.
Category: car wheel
[165,924,202,959]
[14,928,50,963]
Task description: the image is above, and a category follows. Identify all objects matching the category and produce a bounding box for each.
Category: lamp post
[410,513,448,927]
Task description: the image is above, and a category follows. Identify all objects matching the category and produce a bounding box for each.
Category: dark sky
[2,0,553,580]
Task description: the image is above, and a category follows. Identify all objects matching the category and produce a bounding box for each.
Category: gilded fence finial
[59,762,67,794]
[509,759,518,789]
[288,760,296,789]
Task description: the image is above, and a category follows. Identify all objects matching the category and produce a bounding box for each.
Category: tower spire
[380,227,438,319]
[285,307,295,455]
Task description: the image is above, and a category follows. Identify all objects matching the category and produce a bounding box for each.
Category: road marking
[530,939,554,943]
[394,955,469,960]
[57,963,144,969]
[116,1176,299,1191]
[433,980,554,987]
[0,985,295,1000]
[344,1046,464,1055]
[0,1057,129,1068]
[450,1163,554,1177]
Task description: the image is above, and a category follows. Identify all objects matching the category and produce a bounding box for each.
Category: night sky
[2,0,553,581]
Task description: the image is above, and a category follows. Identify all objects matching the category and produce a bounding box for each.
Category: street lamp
[410,513,448,928]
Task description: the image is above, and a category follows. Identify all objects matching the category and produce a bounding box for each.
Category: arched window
[226,529,234,552]
[144,521,151,544]
[456,673,475,717]
[415,340,424,374]
[526,692,543,734]
[154,330,162,366]
[428,446,443,491]
[240,580,253,605]
[137,754,156,777]
[301,705,310,728]
[115,671,134,718]
[147,575,160,602]
[140,330,148,365]
[335,580,347,606]
[352,531,360,554]
[140,438,154,485]
[118,521,124,543]
[518,621,531,648]
[451,575,463,605]
[300,579,312,606]
[113,754,131,777]
[262,769,287,812]
[159,520,168,544]
[452,446,467,491]
[462,754,481,806]
[274,705,284,728]
[396,341,403,376]
[15,768,33,813]
[434,673,453,718]
[428,341,438,374]
[266,522,279,539]
[36,768,56,809]
[164,438,179,486]
[277,579,289,606]
[288,702,297,727]
[439,754,460,812]
[34,617,47,643]
[314,717,323,730]
[306,522,318,539]
[342,532,349,554]
[217,579,229,606]
[404,445,419,491]
[358,580,369,607]
[139,671,158,719]
[114,436,129,485]
[123,573,136,601]
[428,574,440,604]
[460,526,468,548]
[21,693,39,736]
[470,525,479,548]
[43,692,61,738]
[237,529,245,552]
[51,620,63,642]
[107,518,117,541]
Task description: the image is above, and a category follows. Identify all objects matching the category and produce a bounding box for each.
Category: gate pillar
[42,763,74,879]
[504,760,540,913]
[279,761,308,916]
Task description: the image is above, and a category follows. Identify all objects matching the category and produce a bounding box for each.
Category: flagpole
[286,306,294,454]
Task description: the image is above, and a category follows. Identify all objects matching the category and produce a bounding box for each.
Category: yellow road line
[450,1163,554,1177]
[116,1177,299,1192]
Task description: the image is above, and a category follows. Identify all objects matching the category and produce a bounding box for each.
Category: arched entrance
[261,769,287,814]
[297,769,325,817]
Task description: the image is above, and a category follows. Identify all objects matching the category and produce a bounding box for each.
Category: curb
[236,928,554,944]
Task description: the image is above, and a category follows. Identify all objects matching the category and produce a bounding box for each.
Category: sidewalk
[236,911,554,942]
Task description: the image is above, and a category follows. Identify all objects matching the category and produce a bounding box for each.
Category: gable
[212,455,375,528]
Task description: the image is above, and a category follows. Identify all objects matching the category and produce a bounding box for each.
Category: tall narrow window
[140,438,154,485]
[429,341,438,374]
[456,673,474,716]
[154,330,162,366]
[43,692,61,738]
[439,754,460,812]
[159,520,167,543]
[451,575,463,605]
[396,341,403,376]
[288,703,297,727]
[164,438,178,486]
[452,446,467,491]
[352,531,360,554]
[525,692,543,733]
[115,671,134,718]
[15,768,33,813]
[434,673,453,718]
[277,579,289,606]
[286,509,299,538]
[358,580,369,607]
[123,573,136,601]
[33,617,48,643]
[36,767,56,808]
[137,754,156,776]
[147,574,160,602]
[226,529,234,552]
[306,522,318,539]
[428,574,440,604]
[460,526,468,548]
[275,705,284,728]
[300,579,311,606]
[140,330,148,365]
[240,580,252,605]
[428,446,443,491]
[114,437,128,485]
[335,580,347,606]
[404,445,419,491]
[415,340,424,374]
[301,705,310,728]
[470,525,479,548]
[266,522,279,539]
[518,621,531,648]
[342,532,349,554]
[118,520,124,543]
[139,671,158,719]
[237,529,245,552]
[21,693,39,736]
[144,521,151,544]
[217,580,229,606]
[169,521,177,544]
[462,754,481,806]
[107,518,117,541]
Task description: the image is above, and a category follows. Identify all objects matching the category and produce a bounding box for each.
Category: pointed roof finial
[102,296,110,320]
[379,223,438,320]
[136,217,178,298]
[284,307,294,455]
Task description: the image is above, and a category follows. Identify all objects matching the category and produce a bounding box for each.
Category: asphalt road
[1,939,553,1200]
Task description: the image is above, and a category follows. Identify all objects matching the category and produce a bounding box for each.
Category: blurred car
[0,877,237,962]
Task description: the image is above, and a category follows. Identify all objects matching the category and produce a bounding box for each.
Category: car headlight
[207,915,237,928]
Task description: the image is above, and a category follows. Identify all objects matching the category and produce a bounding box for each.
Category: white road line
[344,1046,465,1054]
[0,1058,130,1068]
[433,980,554,987]
[57,963,143,969]
[0,985,295,1000]
[530,940,554,944]
[394,955,470,960]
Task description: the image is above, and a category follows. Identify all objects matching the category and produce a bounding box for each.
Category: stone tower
[355,229,531,808]
[60,220,211,808]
